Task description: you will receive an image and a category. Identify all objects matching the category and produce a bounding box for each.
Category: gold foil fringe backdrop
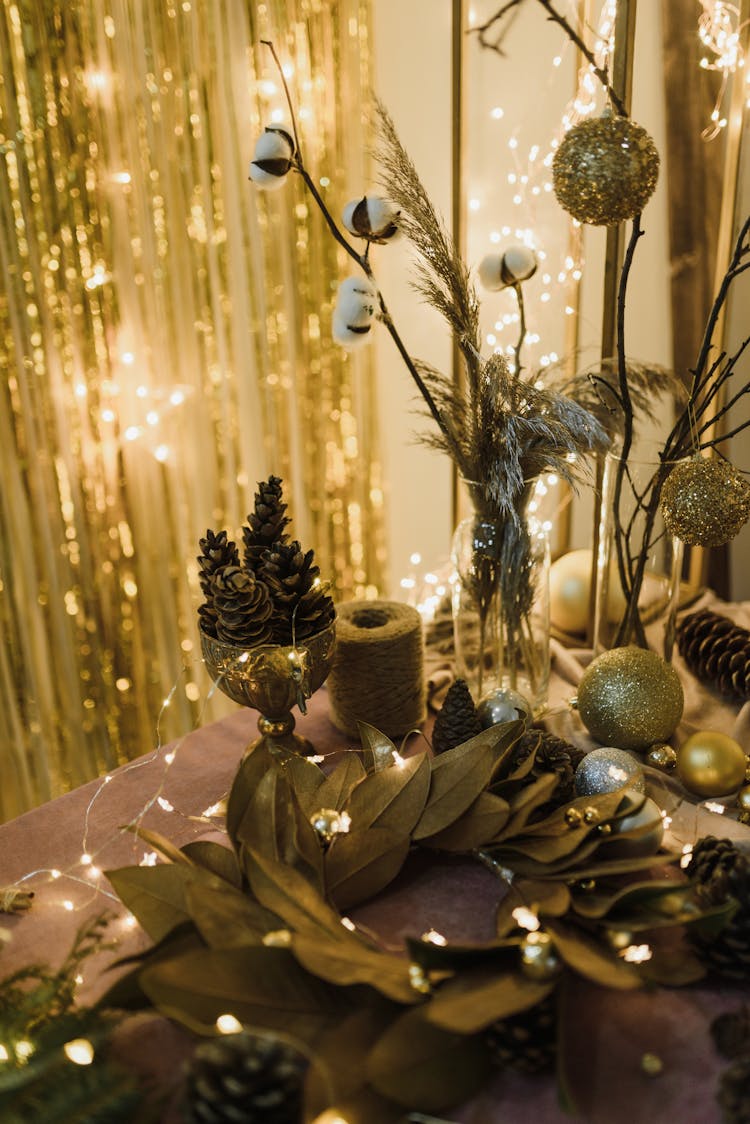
[0,0,383,820]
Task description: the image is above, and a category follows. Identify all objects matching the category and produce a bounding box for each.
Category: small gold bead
[583,807,600,824]
[577,878,596,892]
[737,784,750,812]
[641,1052,663,1077]
[565,807,583,827]
[597,822,613,836]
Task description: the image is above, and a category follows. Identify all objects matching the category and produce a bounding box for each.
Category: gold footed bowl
[200,620,336,757]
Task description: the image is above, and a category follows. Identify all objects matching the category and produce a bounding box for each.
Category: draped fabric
[0,0,383,821]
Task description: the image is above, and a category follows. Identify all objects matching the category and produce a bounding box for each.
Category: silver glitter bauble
[574,747,646,797]
[660,458,750,547]
[552,114,659,226]
[477,687,532,729]
[605,790,664,858]
[576,647,684,751]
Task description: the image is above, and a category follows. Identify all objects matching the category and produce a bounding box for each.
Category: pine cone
[243,476,291,573]
[262,541,335,643]
[432,679,482,754]
[677,609,750,700]
[717,1054,750,1124]
[183,1031,307,1124]
[211,566,274,648]
[689,836,750,981]
[513,729,586,807]
[486,994,557,1074]
[197,530,241,637]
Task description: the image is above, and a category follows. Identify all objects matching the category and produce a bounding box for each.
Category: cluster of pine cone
[197,476,335,648]
[677,609,750,701]
[183,1031,306,1123]
[689,836,750,982]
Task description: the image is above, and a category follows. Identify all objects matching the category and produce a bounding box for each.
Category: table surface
[2,595,750,1123]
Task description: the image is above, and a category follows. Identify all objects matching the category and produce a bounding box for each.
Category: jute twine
[328,600,426,738]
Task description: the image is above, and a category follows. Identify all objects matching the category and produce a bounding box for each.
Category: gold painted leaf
[226,743,274,847]
[123,825,194,867]
[289,789,325,887]
[358,722,399,773]
[420,791,510,851]
[425,966,554,1033]
[638,941,706,986]
[413,738,496,841]
[543,918,642,989]
[106,864,210,941]
[183,881,279,949]
[346,752,431,834]
[314,753,367,812]
[304,1008,402,1124]
[235,763,293,862]
[571,878,689,920]
[325,828,411,912]
[405,936,518,973]
[366,1005,492,1111]
[282,754,326,816]
[495,878,571,936]
[245,851,344,939]
[291,932,420,1005]
[139,944,349,1046]
[492,773,560,841]
[181,841,242,887]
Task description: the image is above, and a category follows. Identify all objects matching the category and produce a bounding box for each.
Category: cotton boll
[249,127,295,189]
[501,244,538,283]
[478,245,538,292]
[332,309,373,348]
[342,195,400,242]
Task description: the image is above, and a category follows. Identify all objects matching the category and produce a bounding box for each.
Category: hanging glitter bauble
[574,747,646,796]
[676,731,747,797]
[576,647,684,751]
[645,743,678,772]
[519,931,561,981]
[660,458,750,547]
[552,114,660,226]
[477,687,532,729]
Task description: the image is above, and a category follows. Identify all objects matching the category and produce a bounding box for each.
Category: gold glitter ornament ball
[676,730,747,797]
[660,458,750,547]
[577,647,684,751]
[552,114,660,226]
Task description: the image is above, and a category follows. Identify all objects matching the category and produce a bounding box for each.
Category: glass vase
[593,449,684,660]
[451,515,550,713]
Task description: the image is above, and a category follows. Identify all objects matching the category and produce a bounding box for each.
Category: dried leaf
[420,791,510,852]
[226,743,274,848]
[139,944,349,1045]
[282,754,327,816]
[425,965,554,1033]
[183,881,279,949]
[304,1007,402,1124]
[571,879,690,920]
[413,736,497,841]
[315,754,367,811]
[244,851,346,939]
[325,828,411,912]
[235,763,293,862]
[106,864,207,942]
[358,722,399,773]
[181,841,242,888]
[366,1003,492,1111]
[291,932,420,1005]
[346,752,431,834]
[496,879,571,937]
[289,788,325,887]
[543,918,641,990]
[405,936,518,974]
[123,825,194,867]
[492,773,561,841]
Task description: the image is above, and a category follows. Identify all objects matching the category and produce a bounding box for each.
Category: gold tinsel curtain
[0,0,384,822]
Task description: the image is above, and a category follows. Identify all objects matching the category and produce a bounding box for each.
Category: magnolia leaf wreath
[103,726,734,1120]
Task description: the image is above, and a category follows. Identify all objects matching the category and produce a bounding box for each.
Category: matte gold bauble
[552,114,660,226]
[676,731,747,797]
[576,647,684,751]
[549,549,627,635]
[660,458,750,547]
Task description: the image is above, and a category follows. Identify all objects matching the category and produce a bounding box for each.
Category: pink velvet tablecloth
[1,592,749,1123]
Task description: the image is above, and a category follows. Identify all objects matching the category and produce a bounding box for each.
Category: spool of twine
[328,600,426,738]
